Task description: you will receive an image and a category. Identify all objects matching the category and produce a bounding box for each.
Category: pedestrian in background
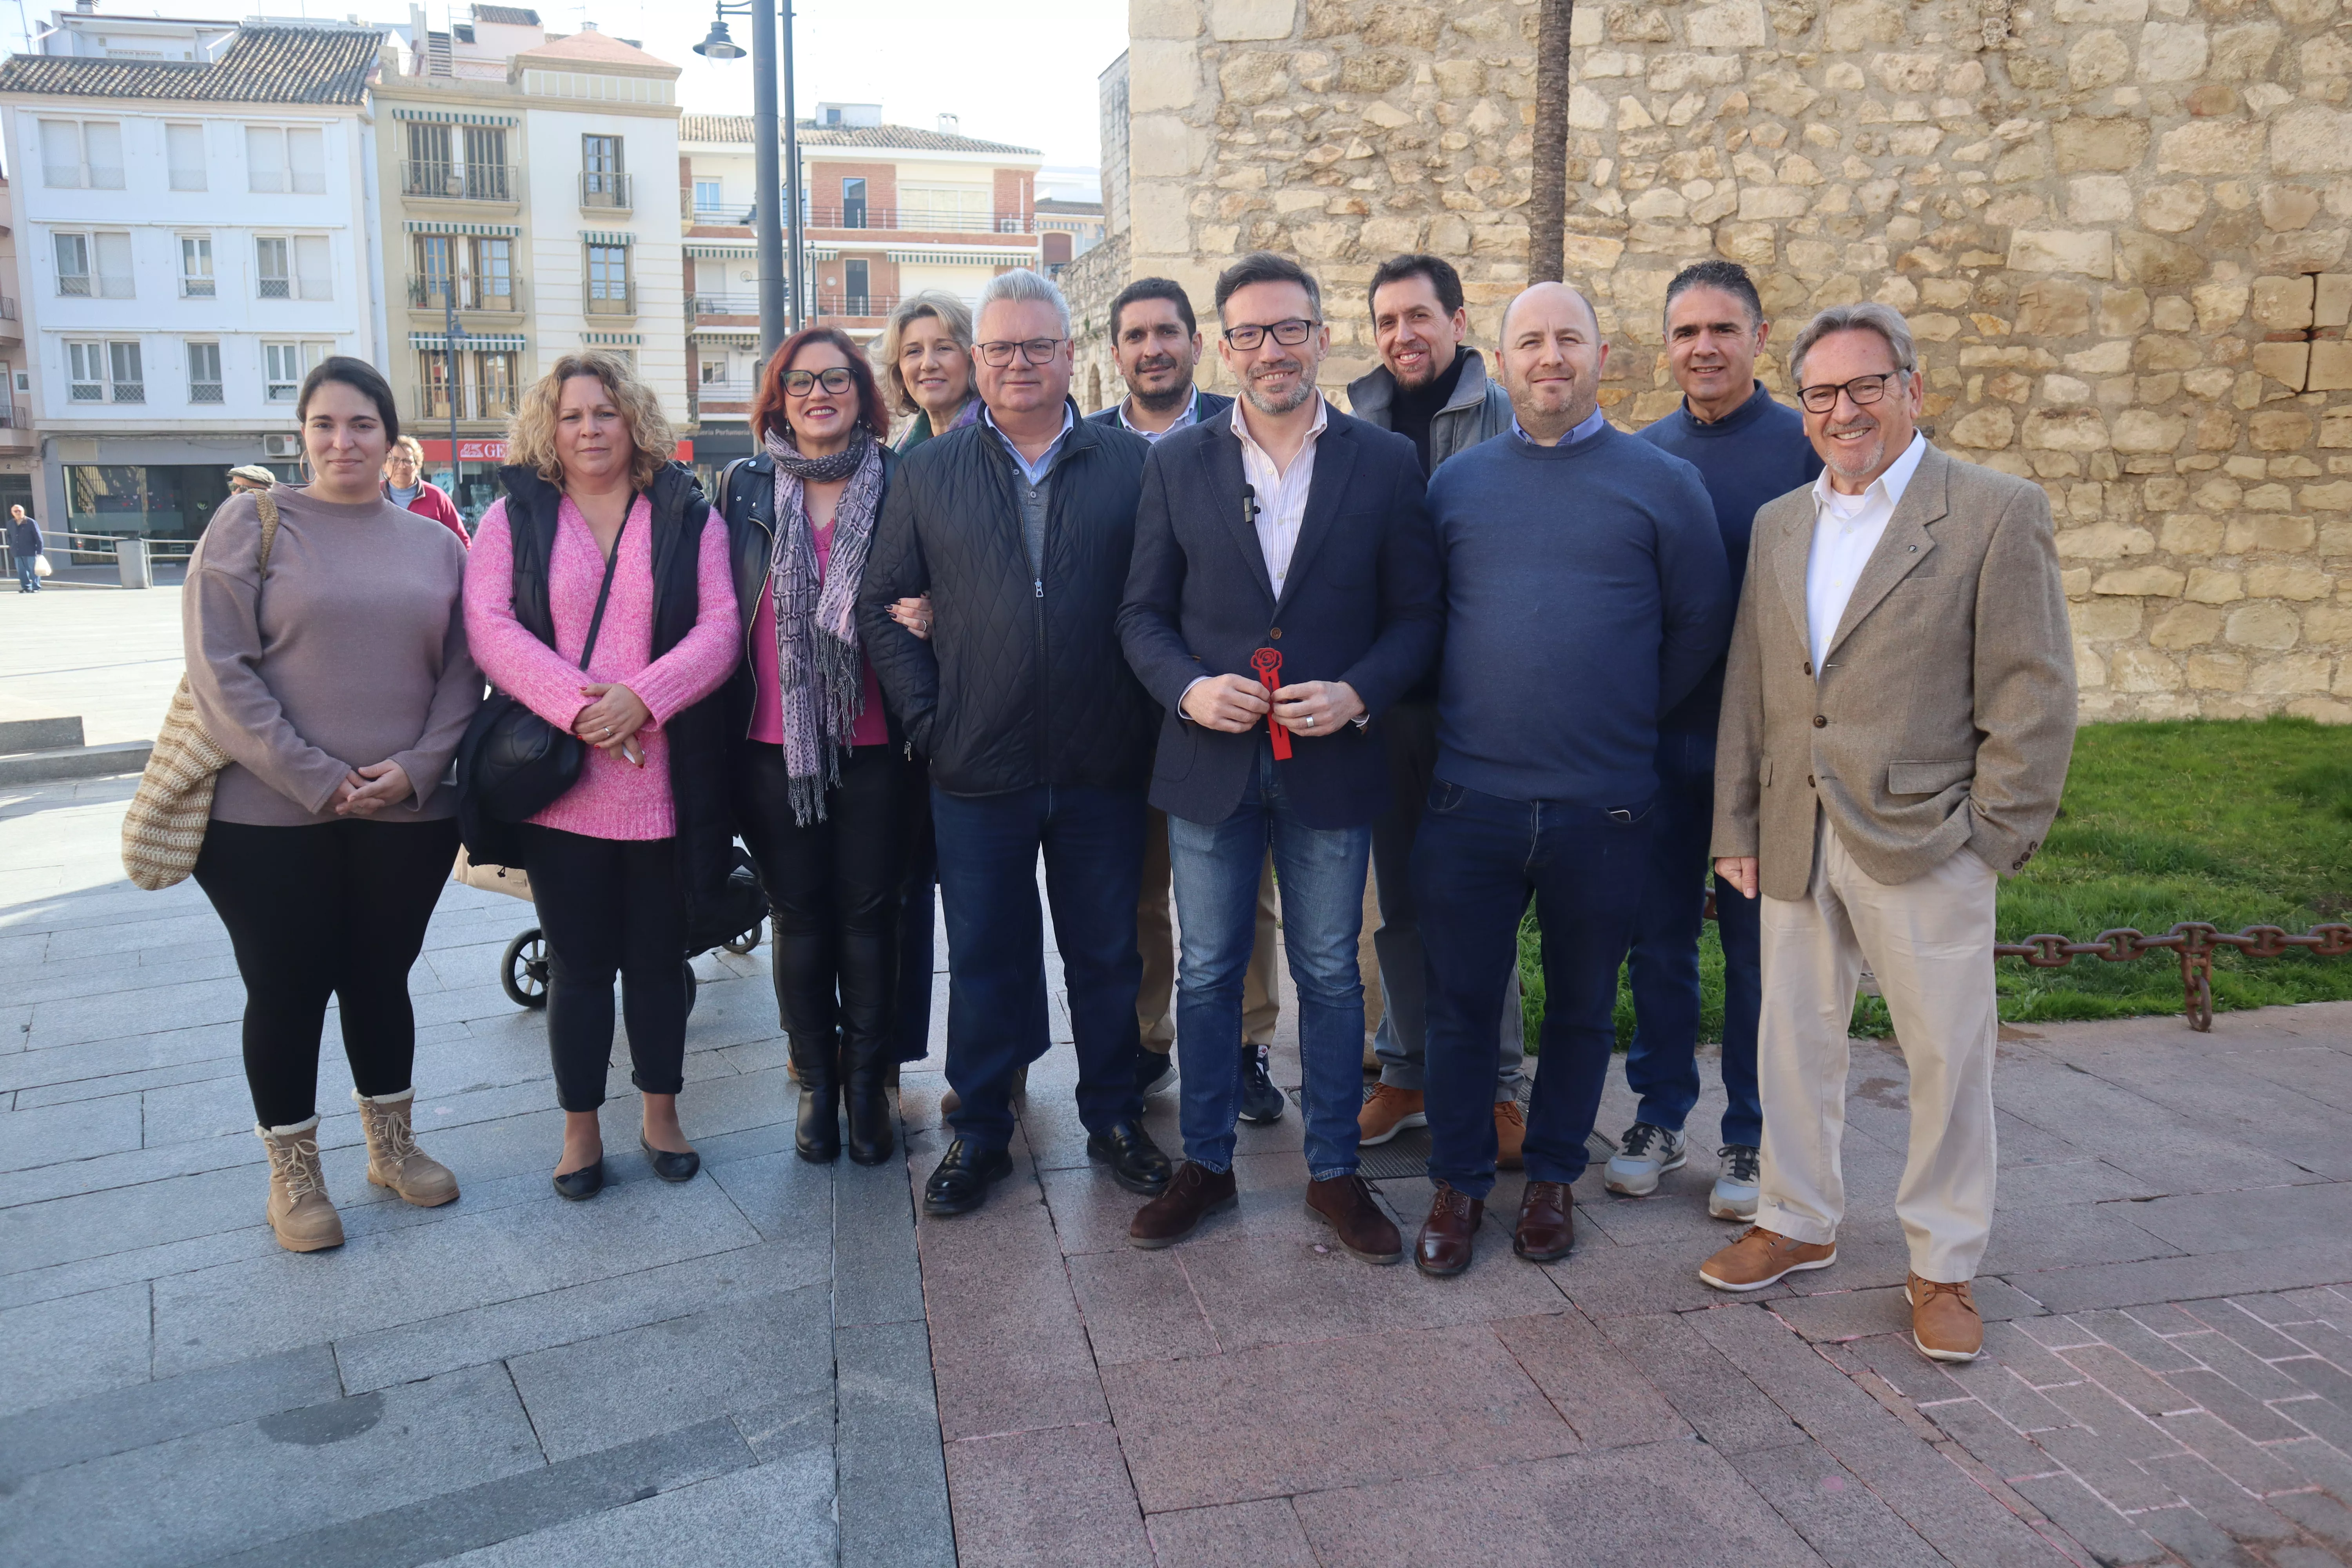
[718,328,917,1168]
[183,357,478,1254]
[887,290,981,452]
[463,351,739,1202]
[8,503,41,593]
[383,435,470,546]
[227,464,278,496]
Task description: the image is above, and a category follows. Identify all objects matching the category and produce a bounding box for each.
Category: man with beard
[1700,303,2074,1366]
[1088,279,1284,1119]
[1411,281,1731,1278]
[1118,252,1441,1259]
[1343,254,1528,1170]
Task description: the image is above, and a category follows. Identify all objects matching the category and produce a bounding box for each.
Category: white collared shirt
[1231,393,1328,600]
[1804,431,1927,673]
[1118,387,1201,443]
[982,401,1074,486]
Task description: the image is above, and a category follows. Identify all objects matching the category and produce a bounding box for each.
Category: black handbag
[457,512,631,824]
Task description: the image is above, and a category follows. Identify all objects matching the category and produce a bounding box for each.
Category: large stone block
[1687,0,1771,46]
[2309,343,2352,392]
[2096,565,2187,595]
[1132,0,1205,36]
[2301,480,2352,512]
[2272,104,2352,176]
[2057,521,2155,558]
[1218,51,1293,104]
[2249,652,2333,693]
[2118,230,2203,285]
[1824,0,1903,48]
[1648,53,1746,92]
[2149,603,2225,648]
[2209,20,2282,80]
[2112,645,2185,690]
[2156,118,2264,175]
[2225,603,2302,648]
[1209,0,1299,40]
[2069,30,2132,91]
[2185,568,2244,603]
[2246,564,2335,600]
[2010,230,2116,278]
[2111,409,2187,454]
[2016,279,2094,338]
[1946,407,2016,448]
[2056,118,2151,173]
[1128,40,1205,113]
[2249,410,2316,451]
[2025,407,2113,450]
[2251,341,2311,390]
[2055,0,2148,20]
[2073,596,2145,639]
[2137,21,2209,81]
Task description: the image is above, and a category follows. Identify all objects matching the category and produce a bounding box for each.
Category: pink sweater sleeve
[462,500,596,733]
[631,516,741,726]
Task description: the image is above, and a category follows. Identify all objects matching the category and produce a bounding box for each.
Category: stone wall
[1114,0,2352,722]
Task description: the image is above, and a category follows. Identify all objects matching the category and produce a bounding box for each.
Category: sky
[2,0,1125,181]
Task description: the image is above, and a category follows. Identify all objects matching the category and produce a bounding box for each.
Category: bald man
[1410,282,1733,1277]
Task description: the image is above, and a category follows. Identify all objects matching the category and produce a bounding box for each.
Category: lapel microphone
[1241,482,1260,528]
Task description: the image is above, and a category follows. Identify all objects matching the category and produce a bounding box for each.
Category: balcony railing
[691,202,749,225]
[695,378,756,404]
[407,275,528,313]
[584,281,637,317]
[689,292,760,317]
[0,296,18,320]
[110,381,144,403]
[181,278,215,299]
[814,293,897,320]
[189,381,223,404]
[409,384,520,422]
[401,160,517,203]
[806,205,1033,235]
[580,170,632,210]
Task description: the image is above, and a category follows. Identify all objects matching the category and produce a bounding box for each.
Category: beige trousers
[1138,807,1282,1049]
[1755,817,1999,1283]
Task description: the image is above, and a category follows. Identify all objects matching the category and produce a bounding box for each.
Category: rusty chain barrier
[1995,923,2352,1032]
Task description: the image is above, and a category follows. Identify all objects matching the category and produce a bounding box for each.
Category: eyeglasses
[782,367,856,397]
[1797,373,1905,415]
[976,338,1067,368]
[1221,318,1318,351]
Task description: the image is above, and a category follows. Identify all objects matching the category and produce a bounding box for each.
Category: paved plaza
[3,584,2351,1566]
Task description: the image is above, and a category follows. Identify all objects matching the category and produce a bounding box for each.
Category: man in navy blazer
[1116,252,1442,1263]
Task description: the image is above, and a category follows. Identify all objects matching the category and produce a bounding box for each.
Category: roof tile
[0,24,380,103]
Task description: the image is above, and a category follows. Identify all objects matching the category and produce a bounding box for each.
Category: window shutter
[287,128,325,195]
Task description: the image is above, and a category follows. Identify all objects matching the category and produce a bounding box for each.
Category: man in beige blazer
[1697,301,2076,1364]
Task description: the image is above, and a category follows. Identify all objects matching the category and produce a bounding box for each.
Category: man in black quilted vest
[860,267,1173,1218]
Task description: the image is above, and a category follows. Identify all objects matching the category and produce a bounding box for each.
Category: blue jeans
[1415,779,1655,1198]
[931,783,1147,1151]
[14,555,36,592]
[1624,728,1763,1148]
[1167,744,1371,1180]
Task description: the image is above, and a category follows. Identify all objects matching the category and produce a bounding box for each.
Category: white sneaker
[1603,1122,1686,1196]
[1710,1143,1760,1221]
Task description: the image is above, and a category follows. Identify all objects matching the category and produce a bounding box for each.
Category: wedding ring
[1305,715,1315,726]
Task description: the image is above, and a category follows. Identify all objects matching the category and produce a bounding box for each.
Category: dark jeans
[731,740,917,1062]
[517,824,689,1113]
[1167,742,1371,1180]
[931,782,1147,1151]
[1415,779,1655,1198]
[895,762,938,1063]
[14,555,36,592]
[193,816,459,1128]
[1624,728,1763,1147]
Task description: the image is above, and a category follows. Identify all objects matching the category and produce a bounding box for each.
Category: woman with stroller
[719,328,920,1167]
[463,352,739,1200]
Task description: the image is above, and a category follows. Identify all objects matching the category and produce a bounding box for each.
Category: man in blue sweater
[1606,261,1823,1220]
[1411,281,1732,1277]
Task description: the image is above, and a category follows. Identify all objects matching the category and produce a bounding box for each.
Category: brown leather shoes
[1305,1173,1402,1265]
[1907,1273,1984,1363]
[1513,1180,1573,1261]
[1414,1181,1485,1276]
[1128,1160,1237,1249]
[1699,1225,1837,1291]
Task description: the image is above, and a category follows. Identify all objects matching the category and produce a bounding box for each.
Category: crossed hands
[1180,674,1365,735]
[330,761,412,817]
[573,683,652,768]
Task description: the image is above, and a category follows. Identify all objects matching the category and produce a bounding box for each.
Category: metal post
[444,295,468,509]
[750,0,786,359]
[781,0,804,334]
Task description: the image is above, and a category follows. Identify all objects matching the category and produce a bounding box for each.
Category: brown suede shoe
[1414,1181,1485,1277]
[1513,1180,1574,1261]
[1305,1174,1403,1265]
[1699,1225,1837,1291]
[1357,1083,1426,1145]
[1128,1160,1237,1249]
[1494,1100,1526,1171]
[1907,1273,1984,1363]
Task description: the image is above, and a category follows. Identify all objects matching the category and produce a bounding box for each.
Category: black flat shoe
[640,1136,700,1183]
[1086,1120,1172,1195]
[922,1138,1013,1216]
[1238,1044,1285,1125]
[552,1158,605,1201]
[1135,1045,1176,1097]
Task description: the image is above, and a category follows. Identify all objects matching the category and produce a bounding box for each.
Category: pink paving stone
[1289,1445,1824,1567]
[1489,1308,1692,1449]
[943,1421,1151,1568]
[1178,1225,1567,1353]
[1098,1321,1577,1514]
[1065,1247,1220,1367]
[1145,1497,1320,1568]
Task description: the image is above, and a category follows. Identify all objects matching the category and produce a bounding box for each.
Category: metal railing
[688,292,760,317]
[805,205,1033,234]
[181,278,216,299]
[406,274,527,313]
[694,378,756,403]
[401,160,517,203]
[0,296,18,321]
[189,382,223,404]
[814,293,897,319]
[580,170,632,210]
[691,203,748,225]
[584,281,636,317]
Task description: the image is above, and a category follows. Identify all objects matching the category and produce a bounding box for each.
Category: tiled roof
[681,113,1038,156]
[472,5,541,23]
[516,30,674,71]
[0,24,379,103]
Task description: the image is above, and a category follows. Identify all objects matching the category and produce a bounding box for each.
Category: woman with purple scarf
[720,329,923,1165]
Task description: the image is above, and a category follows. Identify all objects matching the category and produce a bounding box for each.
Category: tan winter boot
[354,1088,460,1207]
[256,1118,345,1252]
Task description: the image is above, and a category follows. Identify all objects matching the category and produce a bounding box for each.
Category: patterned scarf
[764,424,886,824]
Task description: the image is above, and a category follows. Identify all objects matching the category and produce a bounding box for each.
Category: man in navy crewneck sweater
[1409,281,1731,1277]
[1604,261,1825,1222]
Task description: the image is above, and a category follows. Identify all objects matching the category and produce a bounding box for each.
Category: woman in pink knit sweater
[464,353,739,1201]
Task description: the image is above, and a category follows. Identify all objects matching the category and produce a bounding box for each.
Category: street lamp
[696,0,803,357]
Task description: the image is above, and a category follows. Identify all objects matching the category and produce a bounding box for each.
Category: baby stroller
[466,848,770,1013]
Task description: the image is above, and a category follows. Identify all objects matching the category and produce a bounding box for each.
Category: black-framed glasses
[1797,373,1903,415]
[782,367,855,397]
[976,337,1067,368]
[1222,318,1318,351]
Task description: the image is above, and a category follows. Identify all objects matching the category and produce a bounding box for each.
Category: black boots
[793,1027,896,1166]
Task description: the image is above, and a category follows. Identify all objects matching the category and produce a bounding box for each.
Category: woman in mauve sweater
[185,357,481,1256]
[465,352,738,1201]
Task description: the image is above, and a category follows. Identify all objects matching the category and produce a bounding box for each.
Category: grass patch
[1516,716,2352,1045]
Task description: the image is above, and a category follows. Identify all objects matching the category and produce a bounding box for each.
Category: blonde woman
[382,435,470,546]
[882,290,978,452]
[461,352,739,1200]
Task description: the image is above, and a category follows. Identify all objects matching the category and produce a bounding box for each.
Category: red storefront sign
[418,438,694,462]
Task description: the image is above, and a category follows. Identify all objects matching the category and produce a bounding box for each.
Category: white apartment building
[0,17,385,540]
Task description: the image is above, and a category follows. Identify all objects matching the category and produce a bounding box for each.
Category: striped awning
[405,220,523,238]
[886,247,1033,267]
[392,107,519,126]
[580,230,634,247]
[410,332,526,352]
[685,243,760,260]
[692,327,758,344]
[580,332,641,346]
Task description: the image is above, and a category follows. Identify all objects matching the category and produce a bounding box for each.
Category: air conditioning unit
[261,434,301,459]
